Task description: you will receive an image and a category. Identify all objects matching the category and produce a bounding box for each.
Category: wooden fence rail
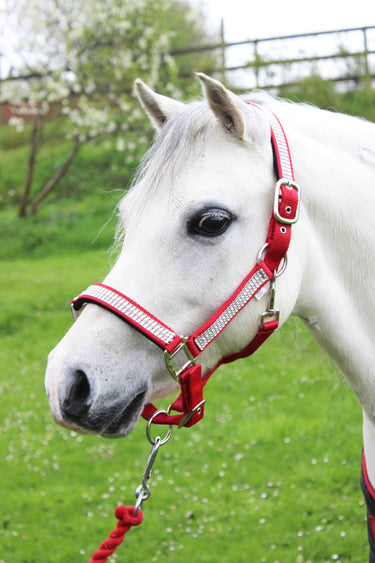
[171,25,375,93]
[2,25,374,93]
[1,24,374,123]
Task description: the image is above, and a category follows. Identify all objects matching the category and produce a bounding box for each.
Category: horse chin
[99,390,147,438]
[100,422,137,439]
[51,388,148,439]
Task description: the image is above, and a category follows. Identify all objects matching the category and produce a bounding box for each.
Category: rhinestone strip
[78,285,177,345]
[194,268,269,351]
[261,107,293,181]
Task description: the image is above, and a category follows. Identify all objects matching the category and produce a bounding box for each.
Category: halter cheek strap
[71,103,300,428]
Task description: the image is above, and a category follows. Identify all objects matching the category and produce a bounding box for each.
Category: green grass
[0,244,368,563]
[0,192,122,260]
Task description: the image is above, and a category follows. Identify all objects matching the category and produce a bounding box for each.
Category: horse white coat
[45,75,375,497]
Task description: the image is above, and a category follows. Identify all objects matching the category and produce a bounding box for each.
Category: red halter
[71,103,300,429]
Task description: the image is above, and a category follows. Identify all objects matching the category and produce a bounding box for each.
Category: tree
[1,0,216,217]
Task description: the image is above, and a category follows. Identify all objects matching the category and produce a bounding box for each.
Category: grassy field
[0,196,369,563]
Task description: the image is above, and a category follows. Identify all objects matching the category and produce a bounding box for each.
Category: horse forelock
[115,92,276,243]
[113,101,216,246]
[131,102,214,196]
[123,92,276,214]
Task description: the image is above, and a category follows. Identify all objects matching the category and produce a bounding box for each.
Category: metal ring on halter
[257,243,288,278]
[256,242,269,264]
[146,409,173,446]
[274,254,288,278]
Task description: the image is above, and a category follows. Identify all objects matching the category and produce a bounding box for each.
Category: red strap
[221,320,278,364]
[142,365,204,427]
[264,183,299,272]
[370,516,375,545]
[247,102,298,274]
[178,364,205,426]
[141,403,183,426]
[362,450,375,547]
[363,450,375,501]
[187,262,273,356]
[141,320,277,426]
[72,284,182,354]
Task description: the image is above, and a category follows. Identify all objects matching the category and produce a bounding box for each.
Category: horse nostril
[62,369,92,422]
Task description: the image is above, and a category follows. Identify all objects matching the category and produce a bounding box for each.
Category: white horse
[45,74,375,557]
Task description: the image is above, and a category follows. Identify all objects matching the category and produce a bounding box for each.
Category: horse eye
[189,208,233,237]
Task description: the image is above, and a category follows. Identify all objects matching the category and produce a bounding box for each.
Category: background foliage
[1,0,216,216]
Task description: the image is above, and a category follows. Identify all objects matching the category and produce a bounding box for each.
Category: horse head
[45,74,302,437]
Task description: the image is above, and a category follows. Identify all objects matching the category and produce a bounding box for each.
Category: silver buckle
[178,399,206,428]
[164,337,196,382]
[260,268,282,330]
[260,309,280,329]
[273,179,300,225]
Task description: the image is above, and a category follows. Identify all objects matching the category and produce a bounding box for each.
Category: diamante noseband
[71,103,300,428]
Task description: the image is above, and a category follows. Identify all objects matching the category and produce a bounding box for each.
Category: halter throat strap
[71,103,300,428]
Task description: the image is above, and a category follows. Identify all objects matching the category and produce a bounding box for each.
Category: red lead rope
[87,422,171,562]
[87,506,143,563]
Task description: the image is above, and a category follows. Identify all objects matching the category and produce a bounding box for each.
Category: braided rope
[87,505,143,563]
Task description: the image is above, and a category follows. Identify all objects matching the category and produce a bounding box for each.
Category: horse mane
[268,94,375,161]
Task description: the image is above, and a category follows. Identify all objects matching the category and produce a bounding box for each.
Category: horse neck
[278,101,375,412]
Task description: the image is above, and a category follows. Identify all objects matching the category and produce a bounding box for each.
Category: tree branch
[29,141,82,213]
[18,115,41,218]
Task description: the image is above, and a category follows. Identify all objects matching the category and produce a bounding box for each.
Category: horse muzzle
[45,350,149,437]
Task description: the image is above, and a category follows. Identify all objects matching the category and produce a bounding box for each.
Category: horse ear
[135,79,184,130]
[196,73,268,143]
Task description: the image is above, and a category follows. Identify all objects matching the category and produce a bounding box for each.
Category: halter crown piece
[71,103,300,429]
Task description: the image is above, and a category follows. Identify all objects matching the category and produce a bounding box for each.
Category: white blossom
[8,117,25,132]
[116,138,126,152]
[2,0,179,142]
